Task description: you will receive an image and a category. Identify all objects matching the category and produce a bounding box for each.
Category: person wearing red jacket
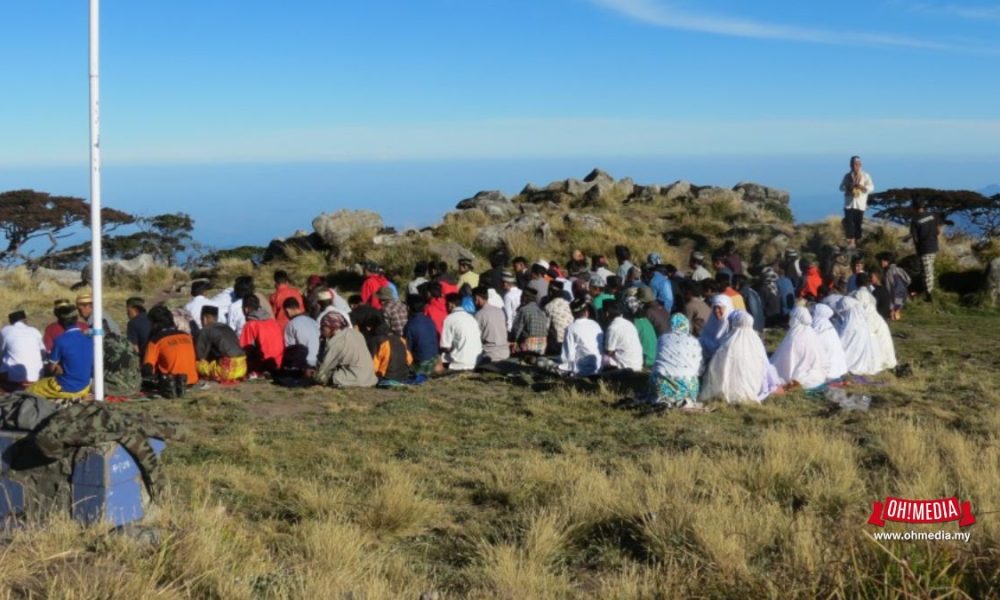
[798,261,824,300]
[240,294,285,374]
[360,261,390,309]
[421,281,448,335]
[270,270,305,330]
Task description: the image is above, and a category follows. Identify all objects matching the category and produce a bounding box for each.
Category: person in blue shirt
[775,267,797,324]
[29,305,94,399]
[403,294,439,378]
[647,265,675,313]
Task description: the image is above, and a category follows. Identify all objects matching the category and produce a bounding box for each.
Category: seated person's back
[144,305,199,385]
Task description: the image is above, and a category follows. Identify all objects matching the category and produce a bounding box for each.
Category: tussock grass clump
[358,463,445,538]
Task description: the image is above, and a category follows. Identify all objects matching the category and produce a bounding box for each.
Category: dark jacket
[910,213,940,255]
[196,322,245,361]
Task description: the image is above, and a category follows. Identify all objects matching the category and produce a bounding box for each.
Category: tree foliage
[868,188,996,229]
[0,189,134,263]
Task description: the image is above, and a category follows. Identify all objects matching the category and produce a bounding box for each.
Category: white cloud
[908,2,1000,20]
[590,0,969,50]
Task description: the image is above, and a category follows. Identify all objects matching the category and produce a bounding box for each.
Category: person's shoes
[924,292,933,303]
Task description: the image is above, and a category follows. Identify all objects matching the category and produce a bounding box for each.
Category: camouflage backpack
[103,333,142,396]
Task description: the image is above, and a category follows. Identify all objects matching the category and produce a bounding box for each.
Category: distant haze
[2,155,998,249]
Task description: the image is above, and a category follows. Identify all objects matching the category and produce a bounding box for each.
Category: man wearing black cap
[126,297,152,357]
[0,310,45,388]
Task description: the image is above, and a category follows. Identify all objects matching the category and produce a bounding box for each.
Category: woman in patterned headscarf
[648,314,705,408]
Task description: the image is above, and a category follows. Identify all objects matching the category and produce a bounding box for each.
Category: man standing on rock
[839,155,875,249]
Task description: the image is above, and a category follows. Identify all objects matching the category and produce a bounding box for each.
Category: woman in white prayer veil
[811,303,849,380]
[698,295,734,359]
[851,287,897,371]
[835,296,879,375]
[700,310,782,404]
[770,306,829,389]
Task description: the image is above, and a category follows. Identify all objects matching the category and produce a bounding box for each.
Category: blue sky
[1,1,998,245]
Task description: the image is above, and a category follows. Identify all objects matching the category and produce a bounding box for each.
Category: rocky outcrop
[455,190,517,219]
[516,169,634,207]
[475,213,551,250]
[312,209,384,250]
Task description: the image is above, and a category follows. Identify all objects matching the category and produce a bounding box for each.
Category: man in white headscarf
[700,311,782,404]
[698,295,734,360]
[811,304,848,381]
[851,286,897,371]
[770,307,828,389]
[835,297,878,375]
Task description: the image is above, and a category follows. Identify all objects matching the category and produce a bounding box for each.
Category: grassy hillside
[2,301,999,599]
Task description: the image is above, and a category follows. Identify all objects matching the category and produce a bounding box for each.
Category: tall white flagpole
[89,0,105,401]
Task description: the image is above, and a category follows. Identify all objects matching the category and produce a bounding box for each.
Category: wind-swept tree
[0,189,134,264]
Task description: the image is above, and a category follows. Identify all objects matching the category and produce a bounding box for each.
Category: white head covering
[700,310,781,404]
[835,297,878,375]
[770,306,828,389]
[699,295,734,358]
[811,303,848,380]
[851,288,897,372]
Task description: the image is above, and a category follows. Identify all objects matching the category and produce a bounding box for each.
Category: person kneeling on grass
[0,310,45,391]
[313,312,377,388]
[365,317,412,386]
[435,293,482,374]
[403,294,439,379]
[196,305,247,383]
[240,294,285,376]
[143,305,199,396]
[647,314,704,409]
[29,305,93,400]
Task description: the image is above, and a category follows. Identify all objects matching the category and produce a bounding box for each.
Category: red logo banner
[867,496,975,528]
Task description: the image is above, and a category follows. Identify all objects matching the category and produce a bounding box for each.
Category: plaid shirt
[511,302,550,343]
[381,299,409,337]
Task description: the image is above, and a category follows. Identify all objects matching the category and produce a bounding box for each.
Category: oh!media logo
[867,496,976,528]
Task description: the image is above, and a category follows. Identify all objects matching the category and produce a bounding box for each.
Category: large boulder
[312,209,384,250]
[262,232,328,263]
[31,267,81,288]
[475,213,551,250]
[987,257,1000,307]
[583,168,614,185]
[579,177,634,207]
[733,182,790,205]
[693,186,743,204]
[563,212,605,231]
[455,190,517,219]
[663,180,694,203]
[81,254,160,286]
[428,240,475,268]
